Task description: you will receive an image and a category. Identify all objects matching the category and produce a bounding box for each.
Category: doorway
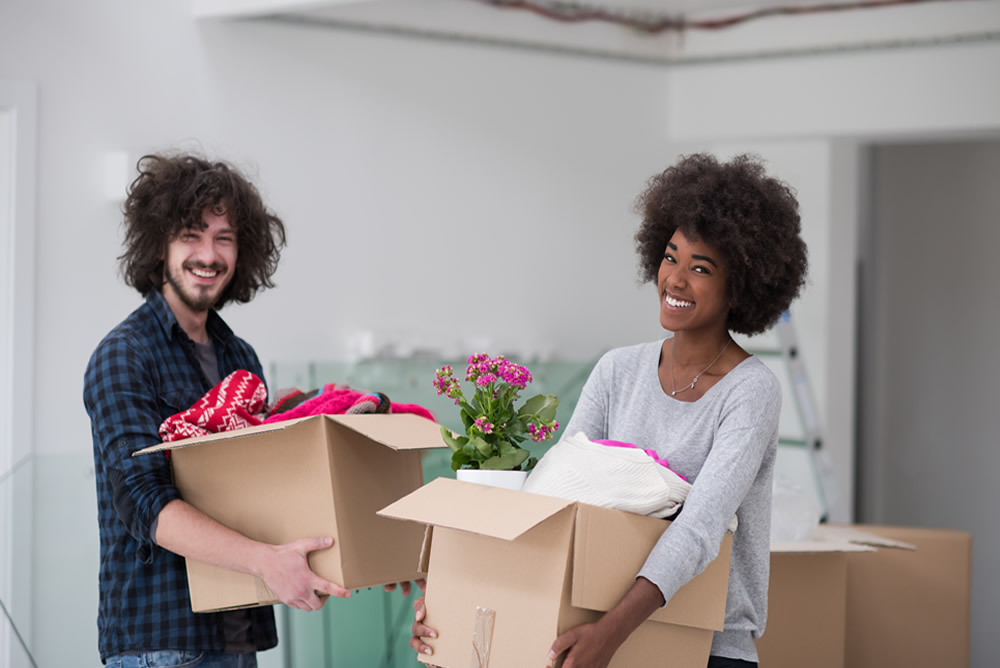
[856,139,1000,667]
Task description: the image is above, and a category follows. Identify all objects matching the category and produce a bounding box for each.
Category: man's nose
[191,237,221,265]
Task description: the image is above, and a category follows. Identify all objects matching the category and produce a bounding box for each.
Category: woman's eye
[694,266,709,274]
[663,254,675,263]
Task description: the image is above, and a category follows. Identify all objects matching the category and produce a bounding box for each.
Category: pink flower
[475,373,497,387]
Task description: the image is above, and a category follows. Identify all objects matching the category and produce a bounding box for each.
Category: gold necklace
[670,338,731,397]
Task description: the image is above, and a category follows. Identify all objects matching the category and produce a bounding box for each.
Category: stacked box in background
[758,524,972,668]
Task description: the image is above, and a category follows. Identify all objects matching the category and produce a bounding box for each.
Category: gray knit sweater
[565,339,780,662]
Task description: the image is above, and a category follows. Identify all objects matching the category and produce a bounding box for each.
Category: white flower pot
[456,468,528,491]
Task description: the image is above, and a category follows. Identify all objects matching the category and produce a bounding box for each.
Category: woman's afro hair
[634,153,808,336]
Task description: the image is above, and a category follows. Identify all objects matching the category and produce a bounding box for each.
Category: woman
[411,153,808,668]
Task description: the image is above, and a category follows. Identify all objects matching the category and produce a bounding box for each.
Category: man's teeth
[191,268,218,278]
[665,294,693,308]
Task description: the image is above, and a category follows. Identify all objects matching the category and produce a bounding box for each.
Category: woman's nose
[667,266,687,289]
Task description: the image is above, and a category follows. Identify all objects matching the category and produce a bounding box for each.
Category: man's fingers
[298,535,334,554]
[416,578,427,593]
[315,578,352,599]
[383,581,413,596]
[413,595,425,619]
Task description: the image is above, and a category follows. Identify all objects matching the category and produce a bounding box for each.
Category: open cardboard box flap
[571,503,731,632]
[771,524,917,554]
[133,412,444,456]
[378,477,575,541]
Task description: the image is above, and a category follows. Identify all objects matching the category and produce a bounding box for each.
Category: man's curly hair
[118,153,286,308]
[634,153,808,336]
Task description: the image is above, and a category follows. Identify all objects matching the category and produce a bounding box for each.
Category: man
[84,153,350,668]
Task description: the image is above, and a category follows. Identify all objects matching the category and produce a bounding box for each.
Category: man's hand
[384,577,427,598]
[409,593,439,659]
[259,536,351,611]
[546,622,619,668]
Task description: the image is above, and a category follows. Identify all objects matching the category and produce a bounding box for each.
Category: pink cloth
[592,439,687,482]
[263,383,435,423]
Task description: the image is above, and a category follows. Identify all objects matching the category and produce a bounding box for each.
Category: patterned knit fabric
[158,370,268,442]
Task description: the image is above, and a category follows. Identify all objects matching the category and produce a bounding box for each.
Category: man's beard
[165,261,229,312]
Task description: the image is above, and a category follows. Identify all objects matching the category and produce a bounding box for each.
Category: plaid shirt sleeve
[85,330,182,563]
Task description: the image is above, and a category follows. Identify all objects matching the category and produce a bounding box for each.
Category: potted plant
[432,353,559,490]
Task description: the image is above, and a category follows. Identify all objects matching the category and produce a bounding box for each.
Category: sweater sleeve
[636,370,781,606]
[563,353,612,441]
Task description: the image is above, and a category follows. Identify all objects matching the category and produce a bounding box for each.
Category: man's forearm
[154,498,270,577]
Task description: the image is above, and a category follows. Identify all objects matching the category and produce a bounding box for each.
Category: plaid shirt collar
[145,289,236,347]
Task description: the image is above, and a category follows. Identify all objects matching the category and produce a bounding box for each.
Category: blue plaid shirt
[84,290,278,662]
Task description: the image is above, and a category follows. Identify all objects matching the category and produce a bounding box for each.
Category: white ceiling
[193,0,1000,63]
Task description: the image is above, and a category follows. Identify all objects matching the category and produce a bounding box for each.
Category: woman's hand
[546,577,664,668]
[546,621,619,668]
[410,592,439,660]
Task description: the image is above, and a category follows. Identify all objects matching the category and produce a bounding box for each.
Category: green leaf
[538,403,559,424]
[459,408,475,431]
[451,449,472,471]
[497,441,518,458]
[523,456,538,471]
[519,394,558,422]
[518,393,549,417]
[480,448,530,470]
[440,426,468,453]
[470,435,495,457]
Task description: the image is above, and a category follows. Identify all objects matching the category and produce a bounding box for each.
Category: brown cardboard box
[842,525,972,668]
[756,525,921,668]
[378,477,732,668]
[134,413,445,612]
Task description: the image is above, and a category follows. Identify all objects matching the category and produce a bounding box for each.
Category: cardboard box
[756,525,919,668]
[842,525,971,668]
[134,413,445,612]
[378,477,732,668]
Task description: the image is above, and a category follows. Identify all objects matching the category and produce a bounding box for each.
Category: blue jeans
[104,651,257,668]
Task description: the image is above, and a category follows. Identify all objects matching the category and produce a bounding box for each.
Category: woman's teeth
[665,294,693,308]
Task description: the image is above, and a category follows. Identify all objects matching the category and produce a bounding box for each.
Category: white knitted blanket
[523,432,692,519]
